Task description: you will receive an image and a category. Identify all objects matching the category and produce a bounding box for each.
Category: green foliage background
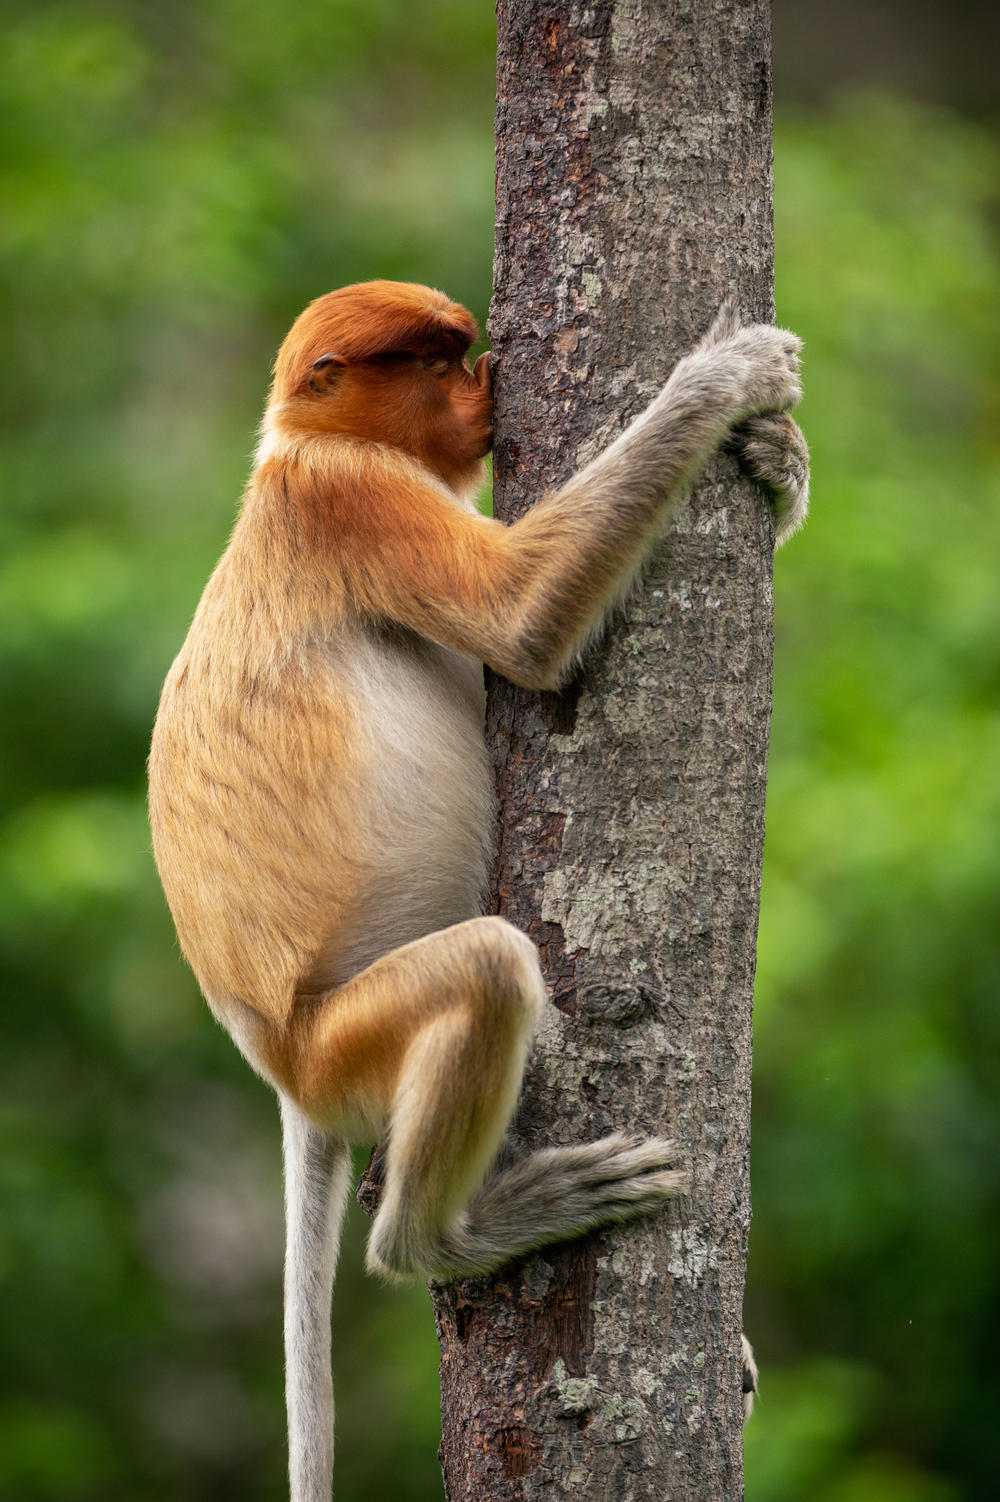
[1,3,997,1498]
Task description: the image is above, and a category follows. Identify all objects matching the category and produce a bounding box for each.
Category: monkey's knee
[461,915,546,1032]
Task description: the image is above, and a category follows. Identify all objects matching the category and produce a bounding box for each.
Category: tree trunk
[431,3,775,1498]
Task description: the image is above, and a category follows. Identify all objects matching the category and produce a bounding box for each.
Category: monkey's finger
[701,295,743,349]
[726,411,808,490]
[726,411,810,544]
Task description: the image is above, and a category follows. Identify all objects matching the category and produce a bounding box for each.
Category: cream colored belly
[311,630,494,988]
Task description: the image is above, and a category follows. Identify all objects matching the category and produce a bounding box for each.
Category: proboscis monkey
[148,279,807,1500]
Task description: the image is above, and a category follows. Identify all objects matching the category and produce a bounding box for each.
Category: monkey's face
[298,347,493,491]
[268,282,494,491]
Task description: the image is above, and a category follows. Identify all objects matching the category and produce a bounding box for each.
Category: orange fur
[266,280,490,489]
[150,285,499,1082]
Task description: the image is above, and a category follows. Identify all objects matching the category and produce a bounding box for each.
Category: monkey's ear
[308,353,348,395]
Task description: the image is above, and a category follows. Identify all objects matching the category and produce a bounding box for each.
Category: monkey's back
[149,548,493,1035]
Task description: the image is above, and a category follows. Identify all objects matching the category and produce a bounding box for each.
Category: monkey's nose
[473,351,492,392]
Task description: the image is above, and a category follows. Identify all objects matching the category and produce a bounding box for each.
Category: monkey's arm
[286,310,802,688]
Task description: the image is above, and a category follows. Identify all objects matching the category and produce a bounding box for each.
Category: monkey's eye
[420,357,450,378]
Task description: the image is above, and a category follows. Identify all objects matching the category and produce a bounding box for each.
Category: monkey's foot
[424,1133,689,1281]
[742,1332,759,1422]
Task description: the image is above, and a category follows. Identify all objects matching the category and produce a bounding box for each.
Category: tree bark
[431,3,774,1498]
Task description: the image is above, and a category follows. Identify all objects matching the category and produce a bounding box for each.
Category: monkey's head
[267,280,493,491]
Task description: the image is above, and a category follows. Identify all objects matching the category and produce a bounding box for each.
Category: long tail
[280,1093,352,1502]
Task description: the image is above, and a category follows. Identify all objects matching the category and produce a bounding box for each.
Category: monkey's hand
[726,410,810,545]
[689,297,803,421]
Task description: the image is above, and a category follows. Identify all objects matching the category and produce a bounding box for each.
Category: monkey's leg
[427,1129,687,1279]
[287,915,687,1283]
[289,916,547,1279]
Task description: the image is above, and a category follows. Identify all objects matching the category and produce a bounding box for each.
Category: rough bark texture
[431,3,774,1498]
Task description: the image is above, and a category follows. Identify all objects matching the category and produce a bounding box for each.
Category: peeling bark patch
[532,1237,599,1374]
[432,1238,597,1379]
[494,1424,540,1479]
[435,1273,523,1351]
[535,918,577,1015]
[546,677,582,736]
[453,1298,473,1345]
